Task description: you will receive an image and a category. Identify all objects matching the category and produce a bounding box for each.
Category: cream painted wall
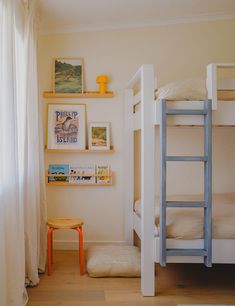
[38,19,235,248]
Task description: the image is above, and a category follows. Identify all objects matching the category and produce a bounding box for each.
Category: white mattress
[134,194,235,239]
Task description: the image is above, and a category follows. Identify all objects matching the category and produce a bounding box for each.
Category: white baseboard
[53,239,126,250]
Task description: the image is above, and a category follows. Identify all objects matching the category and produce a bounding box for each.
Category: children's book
[69,164,96,184]
[48,164,69,182]
[96,166,111,184]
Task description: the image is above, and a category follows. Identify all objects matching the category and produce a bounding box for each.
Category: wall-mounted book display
[46,164,112,186]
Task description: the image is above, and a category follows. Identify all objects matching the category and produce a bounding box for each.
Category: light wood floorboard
[27,250,235,306]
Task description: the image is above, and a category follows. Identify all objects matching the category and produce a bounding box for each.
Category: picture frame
[53,58,84,93]
[47,103,86,150]
[88,122,110,150]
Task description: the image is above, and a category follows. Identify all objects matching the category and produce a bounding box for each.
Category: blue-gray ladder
[159,99,212,267]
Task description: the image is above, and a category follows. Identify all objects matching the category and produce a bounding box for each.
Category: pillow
[86,245,140,277]
[155,78,207,101]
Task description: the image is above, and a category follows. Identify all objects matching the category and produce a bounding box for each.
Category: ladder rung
[166,109,207,115]
[166,156,207,162]
[166,249,207,257]
[166,201,206,208]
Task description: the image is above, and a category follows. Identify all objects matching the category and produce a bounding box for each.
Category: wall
[38,18,235,248]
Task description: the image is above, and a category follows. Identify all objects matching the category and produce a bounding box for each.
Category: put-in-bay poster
[47,104,86,150]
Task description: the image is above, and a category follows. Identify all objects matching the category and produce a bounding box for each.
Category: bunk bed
[125,63,235,296]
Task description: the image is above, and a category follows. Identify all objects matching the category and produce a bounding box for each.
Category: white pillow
[86,245,140,277]
[155,78,207,101]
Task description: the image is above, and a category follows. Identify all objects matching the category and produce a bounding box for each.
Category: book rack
[46,172,113,186]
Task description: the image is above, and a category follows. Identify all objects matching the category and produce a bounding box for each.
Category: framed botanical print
[88,122,110,150]
[47,103,86,150]
[53,58,84,93]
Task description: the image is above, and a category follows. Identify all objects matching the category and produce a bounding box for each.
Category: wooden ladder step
[165,109,207,115]
[166,249,207,256]
[166,201,206,208]
[166,156,207,162]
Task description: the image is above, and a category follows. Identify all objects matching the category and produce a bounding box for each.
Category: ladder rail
[204,100,212,267]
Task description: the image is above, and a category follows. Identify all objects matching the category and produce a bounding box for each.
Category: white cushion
[86,245,140,277]
[156,78,207,101]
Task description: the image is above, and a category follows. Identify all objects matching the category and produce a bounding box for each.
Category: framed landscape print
[47,103,86,150]
[88,122,110,150]
[53,58,83,93]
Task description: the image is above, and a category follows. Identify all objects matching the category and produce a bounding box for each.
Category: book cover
[69,164,96,184]
[96,165,111,184]
[48,164,69,182]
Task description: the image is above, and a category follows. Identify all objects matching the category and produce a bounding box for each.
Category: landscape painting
[53,58,83,93]
[88,123,110,150]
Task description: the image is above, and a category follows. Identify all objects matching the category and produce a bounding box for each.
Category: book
[96,166,111,184]
[69,164,96,184]
[48,164,69,182]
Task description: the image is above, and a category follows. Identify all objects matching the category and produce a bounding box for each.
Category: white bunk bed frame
[125,63,235,296]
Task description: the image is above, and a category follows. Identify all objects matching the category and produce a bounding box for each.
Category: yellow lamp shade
[96,75,109,83]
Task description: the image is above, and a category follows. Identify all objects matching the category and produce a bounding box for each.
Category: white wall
[38,18,235,248]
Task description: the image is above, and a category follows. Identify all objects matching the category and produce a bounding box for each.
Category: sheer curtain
[0,0,47,305]
[23,0,47,286]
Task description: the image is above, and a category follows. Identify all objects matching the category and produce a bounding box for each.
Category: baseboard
[53,239,126,250]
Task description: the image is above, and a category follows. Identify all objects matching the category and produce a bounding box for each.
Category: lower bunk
[133,194,235,280]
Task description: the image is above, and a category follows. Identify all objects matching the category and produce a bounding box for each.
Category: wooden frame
[47,103,86,150]
[88,122,110,150]
[53,58,84,94]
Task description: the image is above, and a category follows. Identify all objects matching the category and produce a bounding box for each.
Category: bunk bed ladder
[160,99,212,267]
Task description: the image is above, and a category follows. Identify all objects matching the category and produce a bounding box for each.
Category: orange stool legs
[47,226,85,275]
[75,226,85,275]
[47,227,54,276]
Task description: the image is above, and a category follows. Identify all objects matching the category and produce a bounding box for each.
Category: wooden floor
[27,250,235,306]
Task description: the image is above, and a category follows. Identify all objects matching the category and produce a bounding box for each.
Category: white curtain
[23,0,47,286]
[0,0,47,305]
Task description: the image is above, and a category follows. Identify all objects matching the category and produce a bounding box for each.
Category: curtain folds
[0,0,47,305]
[23,0,47,286]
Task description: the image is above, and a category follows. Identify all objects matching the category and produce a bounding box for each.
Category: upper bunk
[126,63,235,129]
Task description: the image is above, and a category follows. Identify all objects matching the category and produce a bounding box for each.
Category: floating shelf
[43,91,114,99]
[45,145,114,153]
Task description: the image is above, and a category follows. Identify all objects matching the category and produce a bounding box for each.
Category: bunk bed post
[207,64,217,110]
[124,88,134,244]
[140,65,155,296]
[159,99,167,267]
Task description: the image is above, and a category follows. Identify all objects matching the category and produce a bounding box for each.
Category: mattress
[134,194,235,239]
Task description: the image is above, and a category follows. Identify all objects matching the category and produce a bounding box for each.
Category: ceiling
[38,0,235,34]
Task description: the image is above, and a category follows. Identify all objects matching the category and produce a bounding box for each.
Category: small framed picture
[53,58,84,93]
[88,122,110,150]
[47,103,86,150]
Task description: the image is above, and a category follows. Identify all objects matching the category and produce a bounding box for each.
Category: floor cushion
[86,245,141,277]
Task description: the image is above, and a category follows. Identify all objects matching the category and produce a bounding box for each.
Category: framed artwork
[88,122,110,150]
[53,58,84,93]
[47,103,86,150]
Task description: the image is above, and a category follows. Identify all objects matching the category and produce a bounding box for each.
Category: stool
[47,217,85,276]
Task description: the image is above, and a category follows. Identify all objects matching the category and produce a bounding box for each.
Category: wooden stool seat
[47,217,85,276]
[47,217,84,229]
